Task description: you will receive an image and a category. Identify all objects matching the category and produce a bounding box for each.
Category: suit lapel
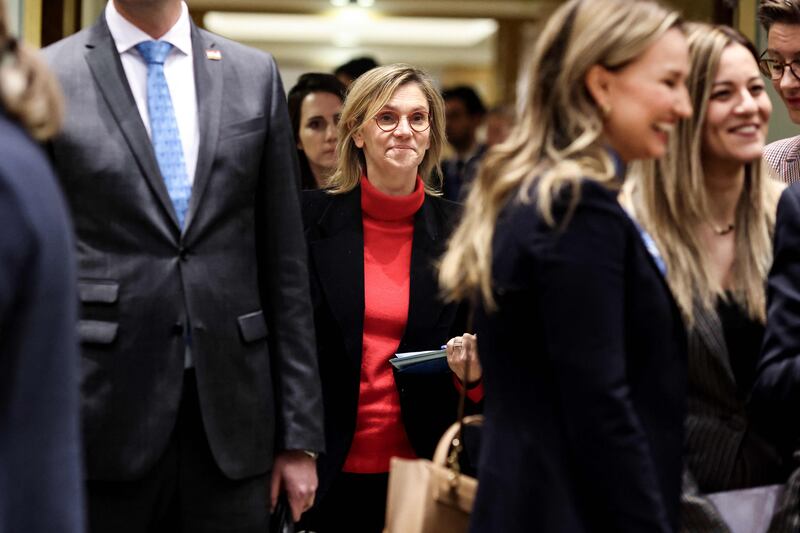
[83,16,180,229]
[692,300,736,386]
[183,25,222,233]
[309,190,365,371]
[399,197,448,352]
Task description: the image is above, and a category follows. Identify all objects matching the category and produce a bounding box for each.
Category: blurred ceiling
[191,0,557,71]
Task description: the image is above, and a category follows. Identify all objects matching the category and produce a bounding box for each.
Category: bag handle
[437,302,481,486]
[433,415,483,466]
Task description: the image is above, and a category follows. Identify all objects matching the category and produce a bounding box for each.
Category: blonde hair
[0,7,62,140]
[626,23,781,326]
[439,0,680,308]
[326,63,445,194]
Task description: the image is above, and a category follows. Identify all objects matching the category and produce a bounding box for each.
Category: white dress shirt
[106,1,199,368]
[105,0,199,185]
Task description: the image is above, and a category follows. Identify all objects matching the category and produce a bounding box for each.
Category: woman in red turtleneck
[298,64,482,533]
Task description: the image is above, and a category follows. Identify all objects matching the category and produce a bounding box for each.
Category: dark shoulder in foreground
[500,176,624,227]
[781,181,800,206]
[0,114,57,200]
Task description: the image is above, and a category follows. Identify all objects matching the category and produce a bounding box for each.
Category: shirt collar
[605,146,627,181]
[105,1,192,57]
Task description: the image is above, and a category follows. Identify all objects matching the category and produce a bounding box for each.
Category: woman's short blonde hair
[326,63,446,195]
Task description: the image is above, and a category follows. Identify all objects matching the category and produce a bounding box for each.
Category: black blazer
[469,179,687,533]
[43,17,323,481]
[0,114,84,533]
[681,303,784,532]
[302,187,468,499]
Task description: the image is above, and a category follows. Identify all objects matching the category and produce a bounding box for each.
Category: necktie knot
[136,40,173,65]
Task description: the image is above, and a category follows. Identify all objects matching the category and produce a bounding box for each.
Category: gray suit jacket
[43,16,324,481]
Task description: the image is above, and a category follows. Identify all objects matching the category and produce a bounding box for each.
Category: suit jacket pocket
[219,116,265,142]
[238,310,269,343]
[78,280,119,304]
[79,320,119,345]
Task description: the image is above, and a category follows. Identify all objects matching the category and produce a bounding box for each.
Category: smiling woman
[623,23,788,532]
[327,63,446,195]
[438,0,694,531]
[352,83,432,195]
[298,64,481,533]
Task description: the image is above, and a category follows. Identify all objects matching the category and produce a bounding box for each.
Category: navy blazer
[302,186,470,500]
[753,183,800,452]
[469,179,687,533]
[0,113,84,532]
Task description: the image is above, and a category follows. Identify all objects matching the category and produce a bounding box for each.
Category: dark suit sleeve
[534,195,671,532]
[0,184,32,334]
[258,57,324,454]
[752,185,800,450]
[0,156,85,533]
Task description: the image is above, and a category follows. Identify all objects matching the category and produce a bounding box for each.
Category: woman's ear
[353,129,364,148]
[585,64,612,113]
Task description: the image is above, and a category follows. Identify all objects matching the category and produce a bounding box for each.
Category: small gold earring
[600,103,612,118]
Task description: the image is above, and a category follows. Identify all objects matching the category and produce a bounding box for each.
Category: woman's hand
[446,333,482,385]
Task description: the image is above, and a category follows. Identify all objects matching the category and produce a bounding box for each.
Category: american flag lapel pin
[206,49,222,60]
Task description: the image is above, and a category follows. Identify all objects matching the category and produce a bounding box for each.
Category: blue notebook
[389,349,450,374]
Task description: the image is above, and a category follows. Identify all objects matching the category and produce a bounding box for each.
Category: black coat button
[179,247,188,261]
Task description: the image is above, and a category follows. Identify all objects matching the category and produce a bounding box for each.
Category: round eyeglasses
[374,110,431,133]
[758,54,800,81]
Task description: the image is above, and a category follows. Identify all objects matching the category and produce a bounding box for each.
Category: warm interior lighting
[203,12,498,48]
[330,0,375,6]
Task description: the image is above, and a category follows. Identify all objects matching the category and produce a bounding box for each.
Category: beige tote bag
[383,415,483,533]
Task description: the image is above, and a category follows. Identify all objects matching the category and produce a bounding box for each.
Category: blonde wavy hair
[0,6,62,140]
[625,23,782,326]
[326,63,446,195]
[439,0,681,309]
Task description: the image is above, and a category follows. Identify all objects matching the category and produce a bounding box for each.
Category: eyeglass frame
[372,109,432,133]
[758,52,800,82]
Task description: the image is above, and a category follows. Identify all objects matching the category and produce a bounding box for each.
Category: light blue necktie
[135,40,191,228]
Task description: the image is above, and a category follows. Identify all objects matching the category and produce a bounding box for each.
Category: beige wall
[21,0,39,46]
[668,0,715,22]
[5,0,21,36]
[82,0,104,27]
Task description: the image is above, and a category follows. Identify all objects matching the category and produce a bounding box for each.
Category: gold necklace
[711,222,735,236]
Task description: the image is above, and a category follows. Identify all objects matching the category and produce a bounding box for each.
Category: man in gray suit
[43,1,324,531]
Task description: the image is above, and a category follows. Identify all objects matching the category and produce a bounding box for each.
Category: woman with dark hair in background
[288,73,346,189]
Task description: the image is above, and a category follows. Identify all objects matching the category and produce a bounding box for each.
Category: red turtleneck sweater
[342,175,424,474]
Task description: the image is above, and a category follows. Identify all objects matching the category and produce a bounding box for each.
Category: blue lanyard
[625,213,667,277]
